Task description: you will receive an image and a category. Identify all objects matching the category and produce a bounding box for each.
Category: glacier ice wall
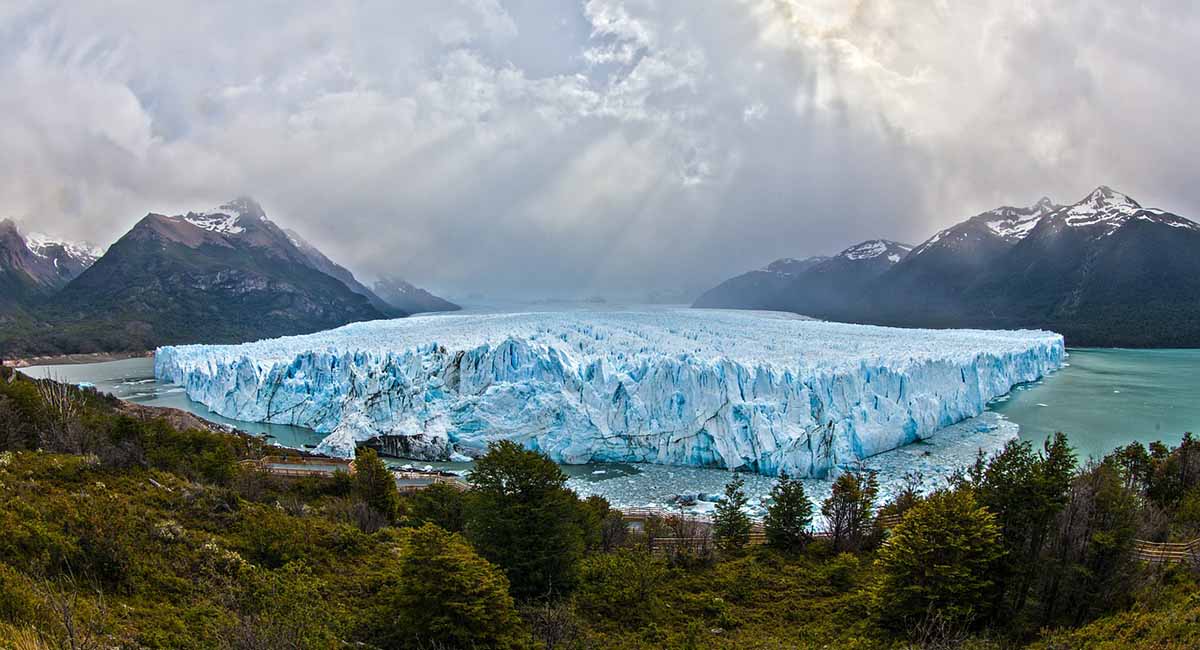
[154,309,1064,477]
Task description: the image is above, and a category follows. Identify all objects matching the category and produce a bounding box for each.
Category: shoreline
[2,350,153,368]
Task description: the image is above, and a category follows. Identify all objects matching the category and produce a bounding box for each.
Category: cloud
[1,1,1198,299]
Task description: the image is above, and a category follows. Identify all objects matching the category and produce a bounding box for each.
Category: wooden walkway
[1133,538,1200,564]
[241,455,355,478]
[393,471,471,494]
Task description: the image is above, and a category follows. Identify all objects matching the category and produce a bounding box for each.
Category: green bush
[874,489,1002,632]
[376,523,527,650]
[405,481,466,533]
[574,550,666,627]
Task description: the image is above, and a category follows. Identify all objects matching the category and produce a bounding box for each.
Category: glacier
[154,309,1064,477]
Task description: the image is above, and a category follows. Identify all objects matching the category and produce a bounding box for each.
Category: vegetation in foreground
[0,364,1198,649]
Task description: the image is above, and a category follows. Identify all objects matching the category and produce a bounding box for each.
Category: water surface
[996,348,1200,461]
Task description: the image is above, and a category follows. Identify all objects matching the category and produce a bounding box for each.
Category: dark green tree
[379,523,526,650]
[974,433,1074,617]
[713,474,752,552]
[466,440,585,600]
[406,482,466,533]
[821,470,879,552]
[874,489,1002,632]
[763,472,813,550]
[354,447,401,522]
[1038,460,1140,627]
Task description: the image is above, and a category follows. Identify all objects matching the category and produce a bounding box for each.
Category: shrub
[353,447,401,522]
[574,550,666,627]
[874,489,1002,632]
[379,523,526,650]
[405,482,466,533]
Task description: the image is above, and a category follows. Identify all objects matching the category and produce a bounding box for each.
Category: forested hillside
[1,366,1197,649]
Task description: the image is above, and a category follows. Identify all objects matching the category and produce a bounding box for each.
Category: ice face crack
[154,309,1065,477]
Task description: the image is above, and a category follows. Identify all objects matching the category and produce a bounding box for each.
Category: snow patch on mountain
[155,309,1064,477]
[840,240,911,261]
[182,198,269,235]
[23,232,104,265]
[1053,186,1199,236]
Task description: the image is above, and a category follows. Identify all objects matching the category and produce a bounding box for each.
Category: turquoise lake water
[994,348,1200,461]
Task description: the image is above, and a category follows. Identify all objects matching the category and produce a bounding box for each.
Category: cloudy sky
[2,1,1198,300]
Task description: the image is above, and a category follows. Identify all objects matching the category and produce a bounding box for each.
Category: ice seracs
[155,309,1064,477]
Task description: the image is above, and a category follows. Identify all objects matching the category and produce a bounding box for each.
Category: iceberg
[154,309,1064,477]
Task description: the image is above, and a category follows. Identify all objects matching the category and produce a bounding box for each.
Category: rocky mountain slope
[2,199,388,355]
[372,276,460,314]
[0,219,101,316]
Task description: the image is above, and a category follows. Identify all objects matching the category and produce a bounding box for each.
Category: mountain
[3,198,387,355]
[372,276,460,314]
[694,240,913,315]
[23,232,104,287]
[693,187,1200,346]
[0,219,102,317]
[956,187,1200,346]
[775,240,912,317]
[284,228,397,314]
[693,257,829,309]
[871,197,1063,325]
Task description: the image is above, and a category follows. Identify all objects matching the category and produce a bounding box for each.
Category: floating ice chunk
[155,309,1064,477]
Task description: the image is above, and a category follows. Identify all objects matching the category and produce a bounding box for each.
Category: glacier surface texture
[154,310,1065,477]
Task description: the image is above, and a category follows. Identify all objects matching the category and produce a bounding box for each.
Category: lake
[990,348,1200,461]
[19,348,1200,512]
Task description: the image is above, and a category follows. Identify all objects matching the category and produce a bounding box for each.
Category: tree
[713,474,752,552]
[406,482,466,533]
[466,441,585,600]
[821,470,879,552]
[763,472,812,550]
[1037,460,1139,627]
[353,447,401,522]
[973,434,1074,617]
[874,489,1003,632]
[379,523,526,650]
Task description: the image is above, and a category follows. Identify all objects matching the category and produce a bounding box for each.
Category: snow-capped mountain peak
[979,196,1062,242]
[1053,186,1199,235]
[24,232,104,264]
[183,197,268,235]
[1064,186,1143,226]
[839,239,911,262]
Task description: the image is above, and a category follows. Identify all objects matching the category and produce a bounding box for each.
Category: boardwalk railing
[394,471,471,494]
[1133,538,1200,564]
[242,456,355,478]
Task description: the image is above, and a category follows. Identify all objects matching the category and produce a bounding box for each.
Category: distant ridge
[372,276,460,315]
[694,187,1200,347]
[1,198,391,356]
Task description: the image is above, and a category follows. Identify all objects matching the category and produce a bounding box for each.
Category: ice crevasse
[154,309,1065,477]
